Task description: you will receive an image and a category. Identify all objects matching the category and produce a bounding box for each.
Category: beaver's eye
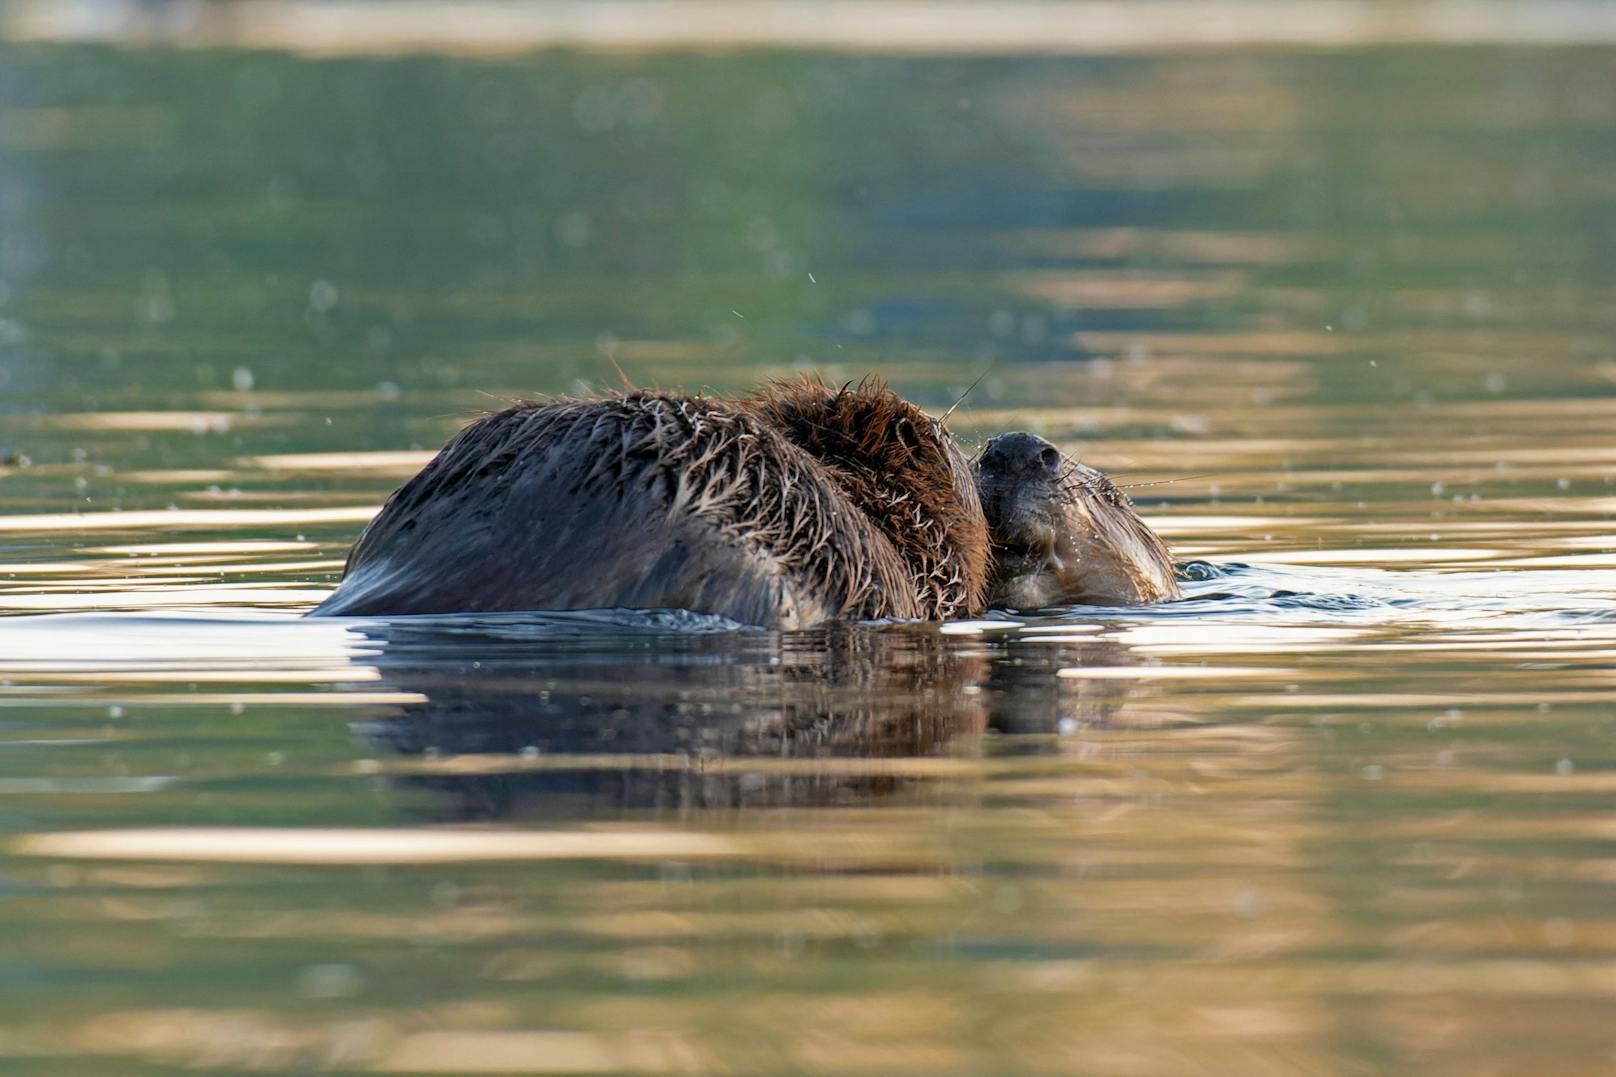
[1039,446,1060,470]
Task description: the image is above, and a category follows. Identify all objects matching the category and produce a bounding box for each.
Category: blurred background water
[3,2,1616,1073]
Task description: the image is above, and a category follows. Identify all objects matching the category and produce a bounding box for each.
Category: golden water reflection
[3,35,1616,1076]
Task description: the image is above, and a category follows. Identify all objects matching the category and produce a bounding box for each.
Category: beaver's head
[973,432,1180,609]
[750,378,990,619]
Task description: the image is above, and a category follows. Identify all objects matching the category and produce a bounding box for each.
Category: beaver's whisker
[603,349,635,391]
[1113,474,1218,490]
[939,364,993,427]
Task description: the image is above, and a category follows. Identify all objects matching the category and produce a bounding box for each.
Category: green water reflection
[2,37,1616,1076]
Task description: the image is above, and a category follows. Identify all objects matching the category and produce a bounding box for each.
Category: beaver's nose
[979,432,1063,476]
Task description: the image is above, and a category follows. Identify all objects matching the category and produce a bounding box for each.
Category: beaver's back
[312,391,929,626]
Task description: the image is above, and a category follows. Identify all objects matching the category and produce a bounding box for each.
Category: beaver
[972,431,1180,608]
[312,381,1178,625]
[313,379,990,627]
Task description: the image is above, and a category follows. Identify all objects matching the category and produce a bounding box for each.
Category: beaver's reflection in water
[347,612,1142,819]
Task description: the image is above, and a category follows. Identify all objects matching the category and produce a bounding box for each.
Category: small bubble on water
[774,929,806,960]
[106,705,124,719]
[1556,477,1571,490]
[1361,764,1385,781]
[231,366,254,392]
[1542,918,1576,948]
[308,280,340,312]
[229,702,245,715]
[845,308,877,335]
[1484,372,1508,393]
[1056,717,1080,736]
[1430,481,1444,496]
[297,963,365,1000]
[1463,290,1493,318]
[1555,758,1574,775]
[555,211,593,248]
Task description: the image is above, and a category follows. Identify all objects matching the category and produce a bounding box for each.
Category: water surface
[3,35,1616,1075]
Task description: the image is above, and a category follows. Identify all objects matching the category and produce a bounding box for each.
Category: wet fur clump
[973,431,1180,609]
[314,379,989,627]
[752,379,989,618]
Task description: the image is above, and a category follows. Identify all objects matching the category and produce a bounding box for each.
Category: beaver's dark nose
[978,432,1063,477]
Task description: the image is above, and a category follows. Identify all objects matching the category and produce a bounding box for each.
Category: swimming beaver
[972,431,1180,608]
[314,379,990,627]
[312,381,1177,624]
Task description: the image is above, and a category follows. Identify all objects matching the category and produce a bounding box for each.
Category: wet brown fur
[750,376,989,619]
[314,380,989,626]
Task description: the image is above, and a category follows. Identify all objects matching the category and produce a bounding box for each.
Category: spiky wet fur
[751,376,989,620]
[315,381,989,626]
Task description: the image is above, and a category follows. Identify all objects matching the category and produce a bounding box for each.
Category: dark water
[3,36,1616,1074]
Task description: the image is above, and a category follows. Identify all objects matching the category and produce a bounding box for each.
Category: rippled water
[4,31,1616,1075]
